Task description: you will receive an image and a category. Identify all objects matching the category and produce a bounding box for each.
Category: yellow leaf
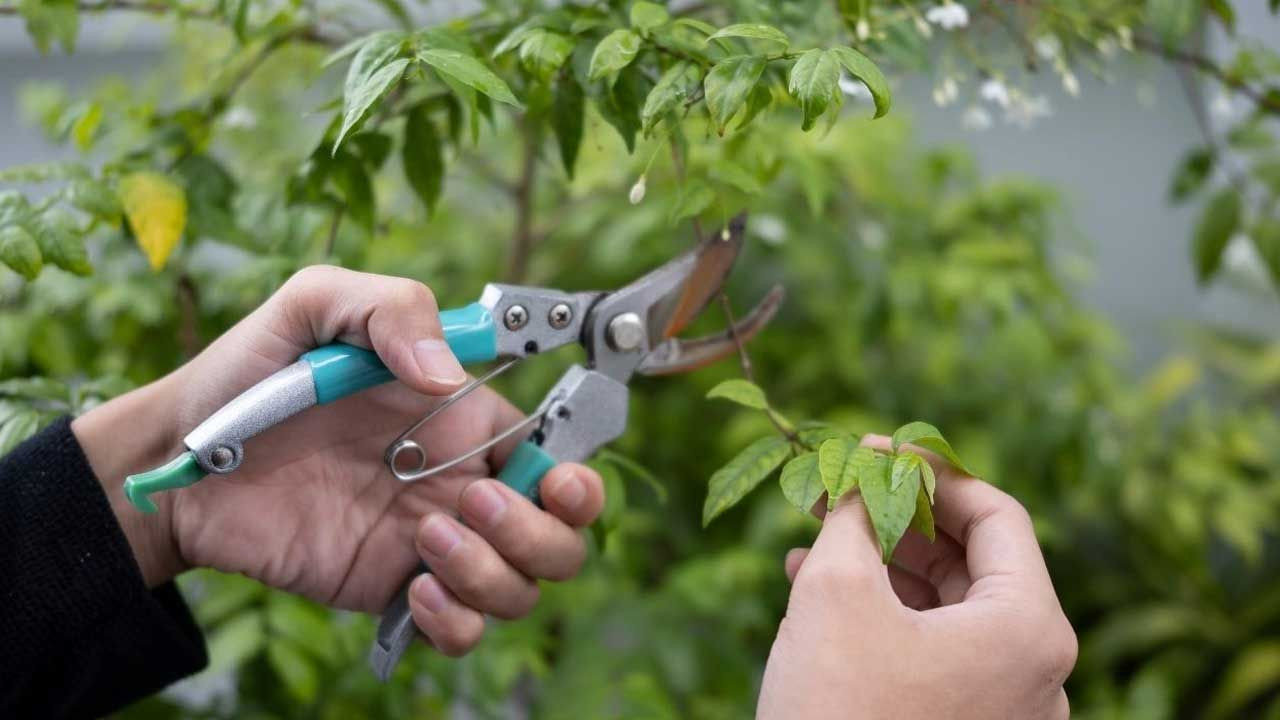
[120,171,187,270]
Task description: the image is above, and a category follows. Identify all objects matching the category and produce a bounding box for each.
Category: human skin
[72,265,605,656]
[757,434,1078,719]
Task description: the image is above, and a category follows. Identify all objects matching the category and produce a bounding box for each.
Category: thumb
[265,265,467,396]
[793,489,896,605]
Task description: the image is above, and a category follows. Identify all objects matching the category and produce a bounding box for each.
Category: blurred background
[2,0,1280,717]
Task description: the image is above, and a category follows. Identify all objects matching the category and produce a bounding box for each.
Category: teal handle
[496,441,557,503]
[301,302,497,405]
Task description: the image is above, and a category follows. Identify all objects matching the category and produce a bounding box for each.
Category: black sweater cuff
[0,416,208,718]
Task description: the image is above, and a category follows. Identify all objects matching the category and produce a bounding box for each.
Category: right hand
[75,265,605,656]
[757,434,1077,719]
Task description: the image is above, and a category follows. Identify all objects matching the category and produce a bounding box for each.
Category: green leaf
[859,451,917,562]
[331,154,375,231]
[192,574,263,625]
[67,179,121,223]
[1253,221,1280,287]
[402,106,444,215]
[788,48,840,131]
[702,435,791,526]
[0,225,43,280]
[706,378,768,410]
[1205,0,1236,33]
[818,438,874,510]
[890,451,921,492]
[629,1,670,32]
[335,55,410,154]
[266,594,338,664]
[669,181,715,223]
[736,82,773,130]
[919,456,937,503]
[706,23,789,49]
[780,452,824,514]
[596,66,649,153]
[1169,148,1215,203]
[641,61,700,135]
[830,46,891,118]
[1147,0,1199,45]
[797,423,849,450]
[1206,641,1280,719]
[1192,188,1241,284]
[588,29,642,84]
[267,638,320,703]
[206,612,265,674]
[519,29,575,80]
[552,74,585,178]
[34,209,91,276]
[419,49,521,107]
[704,56,766,135]
[0,408,40,455]
[891,421,975,476]
[321,35,372,69]
[20,0,78,54]
[591,459,626,549]
[910,485,936,542]
[674,17,718,36]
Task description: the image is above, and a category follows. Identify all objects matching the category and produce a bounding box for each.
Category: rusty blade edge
[638,284,785,376]
[654,213,748,340]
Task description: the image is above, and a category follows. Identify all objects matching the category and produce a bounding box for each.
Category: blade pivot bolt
[504,304,529,330]
[548,303,573,329]
[607,312,646,352]
[210,446,235,471]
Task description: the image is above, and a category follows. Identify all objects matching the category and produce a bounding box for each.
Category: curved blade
[645,213,747,341]
[639,284,784,376]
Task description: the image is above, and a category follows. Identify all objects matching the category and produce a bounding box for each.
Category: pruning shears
[123,214,782,680]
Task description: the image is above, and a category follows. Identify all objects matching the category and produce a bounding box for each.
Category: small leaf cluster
[0,375,132,455]
[702,379,975,563]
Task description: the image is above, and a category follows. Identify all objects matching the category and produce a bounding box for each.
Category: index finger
[861,434,1055,600]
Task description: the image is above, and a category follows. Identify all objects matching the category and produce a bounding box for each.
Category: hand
[73,265,605,656]
[757,434,1077,719]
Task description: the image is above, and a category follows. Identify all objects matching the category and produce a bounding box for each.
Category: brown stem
[505,116,539,283]
[1173,59,1248,192]
[175,272,201,358]
[324,207,343,257]
[1131,34,1280,116]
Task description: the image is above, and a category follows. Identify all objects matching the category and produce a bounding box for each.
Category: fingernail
[462,481,507,529]
[413,574,449,614]
[555,472,586,510]
[420,514,462,558]
[413,338,466,386]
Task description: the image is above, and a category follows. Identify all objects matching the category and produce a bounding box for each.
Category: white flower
[856,18,871,40]
[1004,92,1052,128]
[979,78,1010,108]
[1034,35,1060,61]
[925,2,969,30]
[961,105,992,131]
[628,175,646,205]
[1095,37,1117,58]
[221,105,258,129]
[1224,233,1268,282]
[751,214,787,245]
[914,16,933,38]
[1061,71,1080,97]
[1117,25,1133,51]
[840,75,871,99]
[1211,92,1238,121]
[931,77,959,107]
[860,221,886,251]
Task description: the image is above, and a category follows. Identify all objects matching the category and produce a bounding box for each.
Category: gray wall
[2,8,1276,370]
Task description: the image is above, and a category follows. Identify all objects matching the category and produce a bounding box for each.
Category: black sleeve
[0,416,208,719]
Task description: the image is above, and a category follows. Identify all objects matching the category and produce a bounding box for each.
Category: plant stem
[505,115,539,283]
[1131,34,1280,116]
[175,271,201,358]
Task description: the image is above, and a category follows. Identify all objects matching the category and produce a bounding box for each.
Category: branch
[504,116,539,283]
[0,0,216,17]
[1132,34,1280,116]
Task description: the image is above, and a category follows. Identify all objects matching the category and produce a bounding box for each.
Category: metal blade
[645,213,747,341]
[638,284,784,376]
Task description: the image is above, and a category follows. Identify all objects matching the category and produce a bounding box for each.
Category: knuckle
[491,583,540,620]
[1042,618,1079,680]
[286,264,342,292]
[794,557,876,597]
[541,535,586,581]
[393,278,437,310]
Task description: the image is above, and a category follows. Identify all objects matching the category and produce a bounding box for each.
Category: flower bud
[629,175,647,205]
[856,18,870,40]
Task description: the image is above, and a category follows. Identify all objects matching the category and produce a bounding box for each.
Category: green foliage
[4,0,1280,717]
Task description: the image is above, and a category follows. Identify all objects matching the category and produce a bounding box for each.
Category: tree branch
[1132,34,1280,116]
[505,116,539,283]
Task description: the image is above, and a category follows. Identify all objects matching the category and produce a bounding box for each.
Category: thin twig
[505,116,539,283]
[1132,34,1280,116]
[324,207,343,257]
[175,271,201,357]
[1173,60,1248,192]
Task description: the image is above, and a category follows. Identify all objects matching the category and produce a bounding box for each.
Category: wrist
[72,373,188,587]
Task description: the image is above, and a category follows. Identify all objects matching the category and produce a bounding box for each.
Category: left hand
[73,266,605,656]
